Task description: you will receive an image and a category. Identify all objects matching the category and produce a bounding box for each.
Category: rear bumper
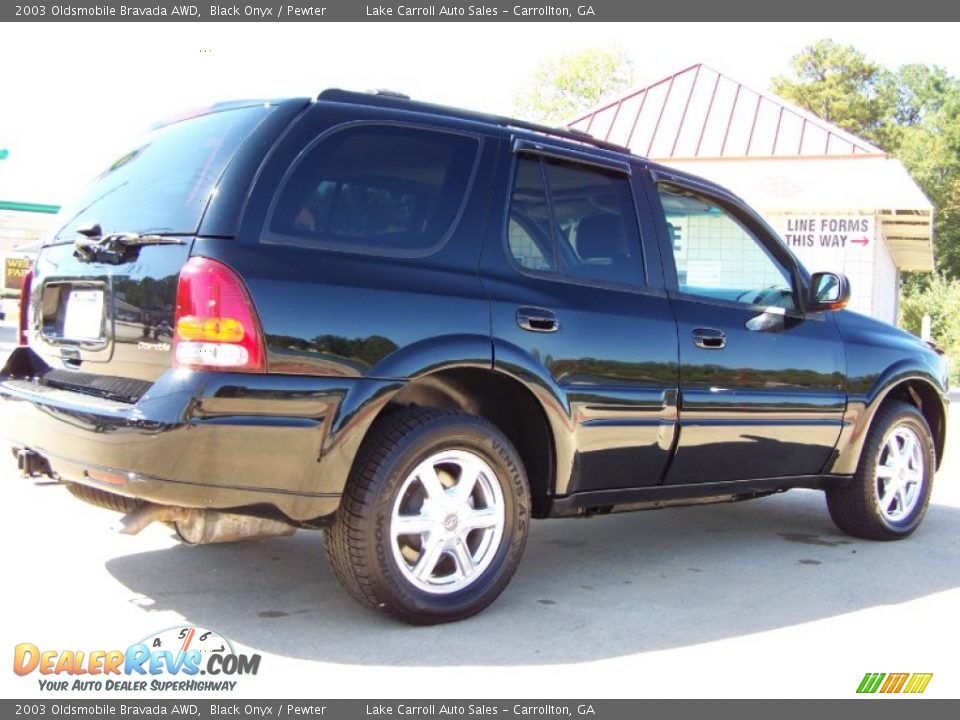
[0,348,383,521]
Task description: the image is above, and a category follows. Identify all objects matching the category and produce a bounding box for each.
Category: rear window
[266,125,480,255]
[52,105,274,242]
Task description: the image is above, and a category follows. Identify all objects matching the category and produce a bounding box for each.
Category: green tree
[899,274,960,384]
[774,42,960,280]
[771,40,896,144]
[887,66,960,281]
[888,64,957,127]
[513,48,635,125]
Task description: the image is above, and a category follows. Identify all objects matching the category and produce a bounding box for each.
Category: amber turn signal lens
[176,316,246,343]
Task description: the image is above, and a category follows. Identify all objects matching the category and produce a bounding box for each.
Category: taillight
[18,269,33,347]
[173,257,265,373]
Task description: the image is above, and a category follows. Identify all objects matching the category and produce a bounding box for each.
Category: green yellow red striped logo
[857,672,933,694]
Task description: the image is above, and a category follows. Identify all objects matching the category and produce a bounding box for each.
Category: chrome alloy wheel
[875,425,925,522]
[390,449,506,595]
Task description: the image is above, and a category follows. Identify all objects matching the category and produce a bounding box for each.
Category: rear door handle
[692,327,726,349]
[517,307,559,333]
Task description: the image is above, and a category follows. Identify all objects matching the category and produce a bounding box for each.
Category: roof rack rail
[316,88,631,155]
[372,89,411,100]
[501,117,628,154]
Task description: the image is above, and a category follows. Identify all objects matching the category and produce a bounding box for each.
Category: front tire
[323,408,530,625]
[826,401,935,540]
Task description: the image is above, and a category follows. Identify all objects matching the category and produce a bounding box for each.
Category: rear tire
[323,407,530,625]
[826,401,935,540]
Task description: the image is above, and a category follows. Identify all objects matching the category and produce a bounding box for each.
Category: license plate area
[64,290,105,340]
[40,281,110,350]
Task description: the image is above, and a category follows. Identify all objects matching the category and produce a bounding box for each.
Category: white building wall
[766,212,889,322]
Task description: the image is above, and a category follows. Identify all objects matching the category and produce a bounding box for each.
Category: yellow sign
[4,257,32,291]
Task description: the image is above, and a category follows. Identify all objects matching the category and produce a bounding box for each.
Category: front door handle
[517,307,559,333]
[692,327,726,349]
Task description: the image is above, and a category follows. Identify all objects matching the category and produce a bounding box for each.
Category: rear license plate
[62,289,105,340]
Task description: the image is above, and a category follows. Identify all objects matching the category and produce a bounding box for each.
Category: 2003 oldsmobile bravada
[1,90,948,624]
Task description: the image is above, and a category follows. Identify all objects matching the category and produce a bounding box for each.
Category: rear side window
[507,155,644,289]
[268,125,480,255]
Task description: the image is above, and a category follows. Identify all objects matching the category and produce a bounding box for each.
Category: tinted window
[53,105,273,241]
[507,158,555,271]
[507,156,644,288]
[658,185,795,309]
[269,126,479,254]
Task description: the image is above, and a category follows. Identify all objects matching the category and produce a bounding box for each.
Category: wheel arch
[879,378,947,469]
[314,333,567,519]
[831,364,948,474]
[371,367,558,518]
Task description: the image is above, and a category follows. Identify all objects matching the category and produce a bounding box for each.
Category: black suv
[1,91,949,624]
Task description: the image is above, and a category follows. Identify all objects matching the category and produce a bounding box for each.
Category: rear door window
[507,155,645,289]
[507,157,556,272]
[267,125,480,255]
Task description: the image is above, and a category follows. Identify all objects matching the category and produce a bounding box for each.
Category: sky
[2,21,960,206]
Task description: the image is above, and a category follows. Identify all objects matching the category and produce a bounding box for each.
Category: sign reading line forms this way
[781,215,874,251]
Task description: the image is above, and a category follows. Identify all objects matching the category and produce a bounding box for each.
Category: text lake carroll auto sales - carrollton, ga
[361,5,596,17]
[12,627,261,693]
[363,705,596,716]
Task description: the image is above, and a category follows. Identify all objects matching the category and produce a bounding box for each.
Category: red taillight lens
[173,257,265,373]
[18,269,33,347]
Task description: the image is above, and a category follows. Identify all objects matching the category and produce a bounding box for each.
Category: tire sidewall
[366,417,529,622]
[865,409,935,536]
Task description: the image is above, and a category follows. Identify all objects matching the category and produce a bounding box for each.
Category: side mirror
[807,272,851,312]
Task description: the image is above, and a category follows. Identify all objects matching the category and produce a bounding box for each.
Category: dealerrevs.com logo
[13,626,261,692]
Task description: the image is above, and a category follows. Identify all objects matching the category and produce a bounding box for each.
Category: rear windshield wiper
[74,223,185,264]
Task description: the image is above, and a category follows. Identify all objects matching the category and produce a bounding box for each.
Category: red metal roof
[568,64,885,159]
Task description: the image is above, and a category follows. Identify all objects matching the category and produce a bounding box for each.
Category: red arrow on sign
[851,236,870,247]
